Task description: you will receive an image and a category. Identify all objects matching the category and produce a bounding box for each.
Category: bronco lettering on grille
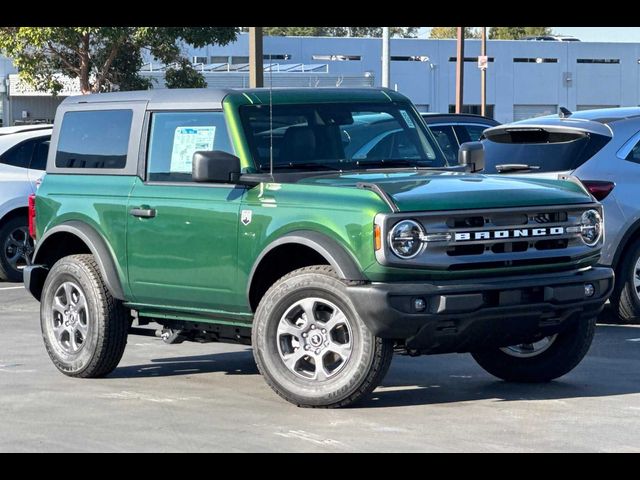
[454,226,565,242]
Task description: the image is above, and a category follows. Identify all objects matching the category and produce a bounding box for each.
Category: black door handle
[129,207,156,218]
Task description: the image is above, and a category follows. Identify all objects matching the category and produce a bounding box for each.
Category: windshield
[483,129,611,173]
[239,102,447,172]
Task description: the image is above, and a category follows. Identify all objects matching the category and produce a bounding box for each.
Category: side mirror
[458,141,485,173]
[192,151,241,183]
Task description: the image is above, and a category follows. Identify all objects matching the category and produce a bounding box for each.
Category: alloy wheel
[277,297,353,381]
[3,226,33,272]
[51,281,90,354]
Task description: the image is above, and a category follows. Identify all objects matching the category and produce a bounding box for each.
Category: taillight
[581,180,615,201]
[28,193,36,239]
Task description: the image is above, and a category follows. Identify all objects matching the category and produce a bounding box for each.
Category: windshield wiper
[259,162,342,171]
[495,163,541,173]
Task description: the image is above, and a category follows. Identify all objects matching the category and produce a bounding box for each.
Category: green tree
[489,27,553,40]
[165,59,208,89]
[261,27,418,38]
[263,27,327,36]
[429,27,480,39]
[0,27,238,94]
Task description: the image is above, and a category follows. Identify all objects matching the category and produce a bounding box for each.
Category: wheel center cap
[309,333,323,347]
[65,311,78,326]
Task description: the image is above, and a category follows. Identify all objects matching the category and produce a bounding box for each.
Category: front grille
[375,203,602,271]
[442,209,572,259]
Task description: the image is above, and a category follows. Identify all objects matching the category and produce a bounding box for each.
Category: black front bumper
[347,267,614,354]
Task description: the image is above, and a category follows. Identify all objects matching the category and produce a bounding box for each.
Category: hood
[297,170,592,212]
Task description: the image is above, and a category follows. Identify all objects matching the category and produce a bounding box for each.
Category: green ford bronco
[25,88,614,408]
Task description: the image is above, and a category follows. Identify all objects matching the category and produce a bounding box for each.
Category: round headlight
[389,220,425,259]
[580,209,602,247]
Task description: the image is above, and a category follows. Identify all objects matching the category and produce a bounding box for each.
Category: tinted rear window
[0,138,36,169]
[483,130,611,173]
[55,110,132,169]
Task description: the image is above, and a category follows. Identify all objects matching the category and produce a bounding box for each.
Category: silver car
[0,124,51,281]
[482,107,640,323]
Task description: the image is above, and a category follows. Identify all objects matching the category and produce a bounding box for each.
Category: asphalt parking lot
[1,282,639,452]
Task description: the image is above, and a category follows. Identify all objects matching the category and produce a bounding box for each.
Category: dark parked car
[421,113,499,164]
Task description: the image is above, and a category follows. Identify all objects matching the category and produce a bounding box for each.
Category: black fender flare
[247,230,367,300]
[33,221,126,300]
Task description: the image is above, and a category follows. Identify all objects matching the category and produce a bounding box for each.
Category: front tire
[471,316,596,382]
[40,254,129,378]
[252,265,393,408]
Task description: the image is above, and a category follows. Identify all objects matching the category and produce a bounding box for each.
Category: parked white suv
[0,124,52,281]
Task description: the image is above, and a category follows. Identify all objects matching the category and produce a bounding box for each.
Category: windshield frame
[238,101,448,173]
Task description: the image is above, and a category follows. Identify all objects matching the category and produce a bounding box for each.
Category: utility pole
[382,27,390,88]
[249,27,263,88]
[455,27,465,113]
[480,27,487,116]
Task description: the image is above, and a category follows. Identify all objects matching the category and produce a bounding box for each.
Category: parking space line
[0,286,24,291]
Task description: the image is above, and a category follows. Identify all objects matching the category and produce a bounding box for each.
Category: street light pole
[481,27,487,117]
[249,27,263,88]
[382,27,390,88]
[455,27,465,113]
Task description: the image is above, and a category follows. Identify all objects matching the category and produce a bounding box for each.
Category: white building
[2,33,640,126]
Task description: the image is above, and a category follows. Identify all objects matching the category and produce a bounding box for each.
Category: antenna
[269,53,274,178]
[559,106,572,118]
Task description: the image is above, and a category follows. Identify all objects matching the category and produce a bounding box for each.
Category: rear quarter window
[0,138,36,169]
[55,110,132,169]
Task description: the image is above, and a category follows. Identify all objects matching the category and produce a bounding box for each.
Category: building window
[513,105,557,122]
[513,58,558,63]
[577,58,620,64]
[231,56,250,64]
[391,56,430,62]
[192,56,208,64]
[312,55,361,61]
[448,104,495,118]
[264,54,291,60]
[210,56,229,64]
[448,57,494,63]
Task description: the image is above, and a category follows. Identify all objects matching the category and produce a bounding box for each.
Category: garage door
[513,105,557,121]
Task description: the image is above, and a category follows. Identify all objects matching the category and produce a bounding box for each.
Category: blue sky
[418,27,640,42]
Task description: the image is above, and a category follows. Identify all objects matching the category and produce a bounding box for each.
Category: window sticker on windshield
[170,126,216,173]
[400,110,415,128]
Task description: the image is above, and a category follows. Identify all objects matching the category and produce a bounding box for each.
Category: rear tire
[40,254,129,378]
[471,316,596,382]
[0,216,33,282]
[252,265,393,408]
[612,238,640,324]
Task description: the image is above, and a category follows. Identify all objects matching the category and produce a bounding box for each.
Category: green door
[126,111,245,312]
